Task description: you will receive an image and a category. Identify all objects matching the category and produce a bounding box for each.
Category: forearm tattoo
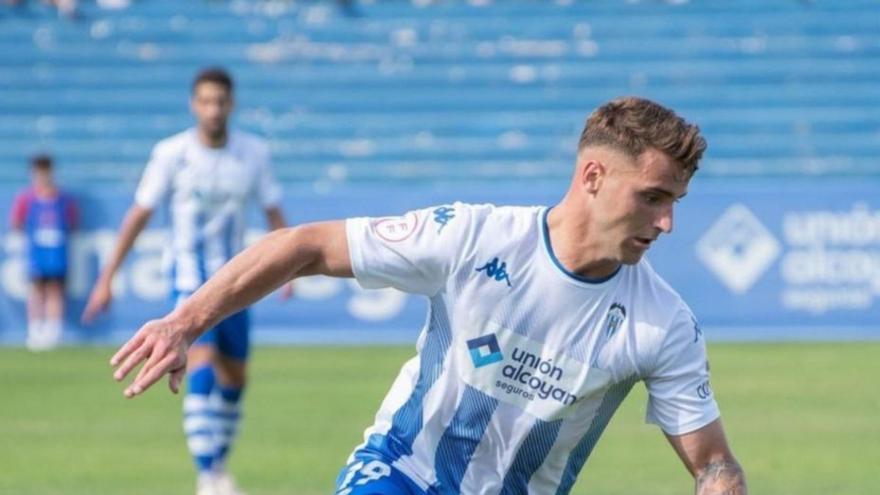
[695,459,748,495]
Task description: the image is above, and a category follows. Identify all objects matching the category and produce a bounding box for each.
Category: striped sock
[183,365,216,473]
[212,385,244,471]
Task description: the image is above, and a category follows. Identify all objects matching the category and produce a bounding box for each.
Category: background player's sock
[184,365,217,473]
[42,318,62,349]
[26,319,45,351]
[212,385,244,472]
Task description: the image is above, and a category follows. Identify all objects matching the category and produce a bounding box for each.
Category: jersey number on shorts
[337,460,392,495]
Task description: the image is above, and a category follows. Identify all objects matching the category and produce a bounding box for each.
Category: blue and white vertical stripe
[347,298,641,494]
[343,203,719,494]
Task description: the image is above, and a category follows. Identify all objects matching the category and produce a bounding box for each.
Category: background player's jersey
[135,128,281,293]
[345,203,720,495]
[10,188,78,278]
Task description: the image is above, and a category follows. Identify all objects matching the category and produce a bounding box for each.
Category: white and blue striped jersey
[135,128,281,293]
[345,202,720,494]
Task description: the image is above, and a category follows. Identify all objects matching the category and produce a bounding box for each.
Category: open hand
[110,318,190,398]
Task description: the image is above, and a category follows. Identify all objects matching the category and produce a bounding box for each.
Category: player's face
[191,81,233,137]
[31,167,53,188]
[594,148,690,265]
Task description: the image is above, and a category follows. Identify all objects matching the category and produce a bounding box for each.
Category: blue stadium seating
[1,0,878,185]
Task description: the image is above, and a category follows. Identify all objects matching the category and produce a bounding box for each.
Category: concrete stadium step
[1,0,877,181]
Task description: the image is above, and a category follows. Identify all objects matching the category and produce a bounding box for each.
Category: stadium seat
[1,0,878,185]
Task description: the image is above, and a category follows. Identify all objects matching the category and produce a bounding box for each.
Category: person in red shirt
[9,155,78,351]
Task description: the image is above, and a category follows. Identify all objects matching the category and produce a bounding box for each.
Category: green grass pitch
[1,343,877,494]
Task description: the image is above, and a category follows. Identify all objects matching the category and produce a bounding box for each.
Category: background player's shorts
[29,274,66,285]
[176,292,250,360]
[334,453,429,495]
[28,250,67,282]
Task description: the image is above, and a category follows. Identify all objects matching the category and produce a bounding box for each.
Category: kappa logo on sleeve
[692,316,703,343]
[433,206,456,234]
[370,212,420,243]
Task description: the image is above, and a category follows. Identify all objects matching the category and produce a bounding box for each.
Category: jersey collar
[540,206,622,286]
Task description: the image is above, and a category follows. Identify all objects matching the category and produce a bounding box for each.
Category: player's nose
[655,205,673,234]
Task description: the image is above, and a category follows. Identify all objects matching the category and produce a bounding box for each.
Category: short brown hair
[30,154,53,171]
[578,97,707,174]
[192,67,234,94]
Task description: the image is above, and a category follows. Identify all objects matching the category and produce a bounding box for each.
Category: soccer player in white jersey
[107,97,747,494]
[82,68,290,495]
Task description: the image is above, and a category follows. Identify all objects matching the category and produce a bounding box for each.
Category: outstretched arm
[110,220,352,398]
[666,419,747,495]
[81,204,153,323]
[264,205,294,299]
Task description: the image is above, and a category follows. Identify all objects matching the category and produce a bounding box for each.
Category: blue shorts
[192,309,251,361]
[334,453,428,495]
[28,251,67,281]
[177,292,250,361]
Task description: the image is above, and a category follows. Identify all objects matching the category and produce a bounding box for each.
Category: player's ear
[578,158,605,196]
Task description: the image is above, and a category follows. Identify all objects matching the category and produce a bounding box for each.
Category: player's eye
[642,192,662,205]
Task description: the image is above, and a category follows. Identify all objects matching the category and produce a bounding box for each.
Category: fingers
[113,343,151,383]
[124,351,183,398]
[110,317,190,398]
[81,290,109,324]
[110,331,146,373]
[132,339,168,385]
[169,366,185,394]
[81,299,101,324]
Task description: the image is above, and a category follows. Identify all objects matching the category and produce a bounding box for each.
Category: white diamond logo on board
[697,204,781,294]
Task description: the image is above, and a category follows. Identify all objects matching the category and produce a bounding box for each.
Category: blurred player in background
[9,154,78,351]
[2,0,79,18]
[108,97,747,494]
[82,67,290,495]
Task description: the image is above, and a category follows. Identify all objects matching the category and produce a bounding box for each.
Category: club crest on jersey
[433,206,455,234]
[603,303,627,338]
[475,257,513,287]
[466,334,504,368]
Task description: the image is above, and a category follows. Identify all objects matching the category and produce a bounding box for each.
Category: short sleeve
[134,142,177,209]
[644,307,720,435]
[255,146,282,208]
[345,202,478,296]
[10,192,28,229]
